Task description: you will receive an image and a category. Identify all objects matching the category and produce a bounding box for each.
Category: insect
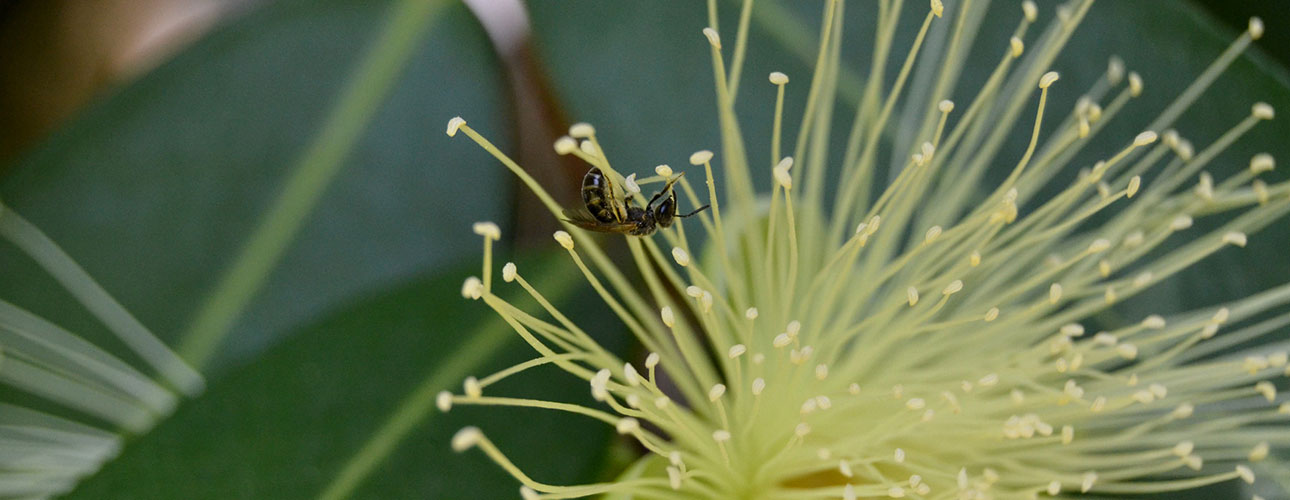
[563,167,709,236]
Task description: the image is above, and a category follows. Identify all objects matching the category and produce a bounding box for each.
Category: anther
[616,417,640,434]
[1252,102,1275,120]
[655,164,673,177]
[1249,17,1265,40]
[907,287,920,306]
[1250,442,1270,462]
[1062,425,1074,444]
[660,306,676,327]
[461,277,483,300]
[1127,176,1142,198]
[1022,1,1038,22]
[925,226,943,243]
[502,262,517,283]
[1081,472,1097,493]
[624,173,641,195]
[1108,56,1125,85]
[702,27,722,49]
[839,460,853,478]
[894,448,907,463]
[1255,381,1276,402]
[1223,232,1248,247]
[553,136,577,155]
[849,383,861,395]
[1088,239,1111,253]
[943,280,964,295]
[1171,215,1194,230]
[1128,72,1143,97]
[1250,153,1275,173]
[970,251,982,267]
[815,364,829,380]
[728,344,747,358]
[436,391,453,412]
[1172,403,1195,419]
[1133,131,1158,147]
[985,307,999,322]
[590,369,611,401]
[1142,315,1166,329]
[752,378,766,396]
[1049,283,1063,304]
[1117,343,1138,360]
[745,307,759,319]
[769,71,789,85]
[645,352,660,369]
[930,0,944,17]
[671,247,691,267]
[446,117,466,137]
[1039,71,1060,89]
[569,122,596,138]
[939,100,955,113]
[774,161,794,190]
[451,427,482,452]
[553,231,574,250]
[708,384,726,401]
[690,150,714,165]
[1010,37,1024,58]
[473,222,501,240]
[1236,465,1255,484]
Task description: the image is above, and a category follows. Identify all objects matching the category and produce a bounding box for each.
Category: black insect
[563,167,709,236]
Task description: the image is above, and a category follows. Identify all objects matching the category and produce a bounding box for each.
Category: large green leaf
[0,0,511,373]
[67,253,621,499]
[525,0,1290,315]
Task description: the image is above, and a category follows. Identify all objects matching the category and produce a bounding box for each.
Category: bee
[563,167,709,236]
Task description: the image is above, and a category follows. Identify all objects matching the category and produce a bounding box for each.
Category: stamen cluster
[444,1,1288,499]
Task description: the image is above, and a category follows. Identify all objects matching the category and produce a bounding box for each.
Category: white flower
[446,1,1288,498]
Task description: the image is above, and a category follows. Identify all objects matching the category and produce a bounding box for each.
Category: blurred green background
[0,0,1286,498]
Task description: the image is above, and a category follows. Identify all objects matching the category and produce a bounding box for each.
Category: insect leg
[646,171,686,209]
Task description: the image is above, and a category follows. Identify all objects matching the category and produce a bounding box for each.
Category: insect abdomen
[582,168,617,222]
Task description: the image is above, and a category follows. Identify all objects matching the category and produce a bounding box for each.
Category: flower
[444,1,1289,498]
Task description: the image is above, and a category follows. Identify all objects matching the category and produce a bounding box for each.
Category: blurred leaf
[525,0,1290,315]
[0,0,513,373]
[68,253,619,499]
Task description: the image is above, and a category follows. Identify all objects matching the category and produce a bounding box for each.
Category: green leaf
[0,0,512,373]
[526,0,1290,314]
[67,253,619,499]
